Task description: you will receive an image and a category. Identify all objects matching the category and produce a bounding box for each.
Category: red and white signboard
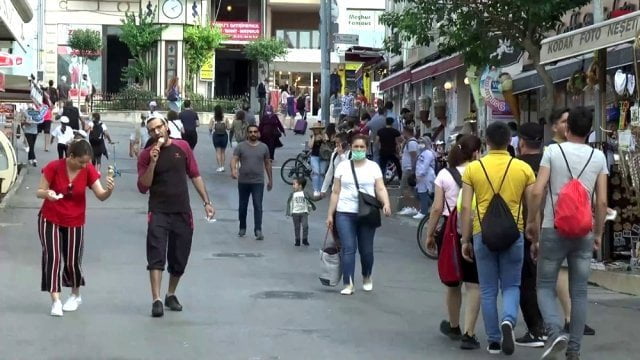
[213,22,262,42]
[0,52,23,68]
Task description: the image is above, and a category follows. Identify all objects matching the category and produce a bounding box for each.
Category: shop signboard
[481,67,514,120]
[213,22,261,42]
[0,52,23,68]
[541,11,640,64]
[30,82,42,106]
[200,54,214,82]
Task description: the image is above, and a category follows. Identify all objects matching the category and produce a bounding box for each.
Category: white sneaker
[340,285,354,295]
[50,300,63,317]
[363,277,373,292]
[397,207,413,215]
[220,167,225,172]
[62,294,82,312]
[313,191,320,198]
[412,213,426,220]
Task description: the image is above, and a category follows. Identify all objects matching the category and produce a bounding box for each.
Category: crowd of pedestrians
[26,79,610,360]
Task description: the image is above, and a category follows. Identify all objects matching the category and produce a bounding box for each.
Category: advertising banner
[56,24,102,97]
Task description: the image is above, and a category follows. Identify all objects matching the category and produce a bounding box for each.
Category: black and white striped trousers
[38,215,85,293]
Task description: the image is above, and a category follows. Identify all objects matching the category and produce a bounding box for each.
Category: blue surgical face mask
[351,150,366,161]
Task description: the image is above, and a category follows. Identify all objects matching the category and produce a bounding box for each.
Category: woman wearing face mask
[36,140,115,317]
[326,134,391,295]
[424,135,482,350]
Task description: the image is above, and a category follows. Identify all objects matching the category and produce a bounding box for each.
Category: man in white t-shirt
[526,107,608,359]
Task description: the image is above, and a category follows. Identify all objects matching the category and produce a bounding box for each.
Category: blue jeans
[417,191,433,215]
[473,232,524,343]
[238,183,264,233]
[310,156,328,193]
[537,228,592,353]
[335,212,377,285]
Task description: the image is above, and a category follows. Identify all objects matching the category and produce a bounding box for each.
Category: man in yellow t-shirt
[459,121,535,355]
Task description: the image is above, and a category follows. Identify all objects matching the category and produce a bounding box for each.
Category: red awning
[379,68,411,92]
[410,54,464,84]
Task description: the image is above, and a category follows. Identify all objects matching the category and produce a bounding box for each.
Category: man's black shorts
[37,121,51,134]
[146,212,193,276]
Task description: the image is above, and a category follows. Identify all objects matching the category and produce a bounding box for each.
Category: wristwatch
[204,201,212,207]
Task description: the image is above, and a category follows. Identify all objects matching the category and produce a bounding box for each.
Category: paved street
[0,122,638,360]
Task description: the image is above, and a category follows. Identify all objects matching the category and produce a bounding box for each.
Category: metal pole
[594,0,605,144]
[320,0,331,125]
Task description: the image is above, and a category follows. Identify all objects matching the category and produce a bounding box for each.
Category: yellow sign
[200,53,215,81]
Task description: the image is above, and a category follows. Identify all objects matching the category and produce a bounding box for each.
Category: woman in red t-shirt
[36,140,115,316]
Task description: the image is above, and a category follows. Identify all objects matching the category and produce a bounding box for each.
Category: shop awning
[378,68,411,92]
[540,11,640,65]
[410,54,464,84]
[0,74,35,103]
[514,44,634,94]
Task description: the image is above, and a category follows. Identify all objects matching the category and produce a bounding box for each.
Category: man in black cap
[514,122,546,348]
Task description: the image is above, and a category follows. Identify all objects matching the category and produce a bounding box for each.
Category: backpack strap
[445,167,463,188]
[478,158,514,195]
[550,144,596,218]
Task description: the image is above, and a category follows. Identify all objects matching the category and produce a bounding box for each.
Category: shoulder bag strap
[576,148,595,180]
[350,160,360,191]
[557,144,575,179]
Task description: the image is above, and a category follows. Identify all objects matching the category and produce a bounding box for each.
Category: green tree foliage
[183,25,228,84]
[244,38,288,77]
[119,9,167,87]
[380,0,591,118]
[68,29,102,61]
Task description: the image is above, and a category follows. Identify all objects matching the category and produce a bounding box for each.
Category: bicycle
[280,149,312,185]
[416,213,442,259]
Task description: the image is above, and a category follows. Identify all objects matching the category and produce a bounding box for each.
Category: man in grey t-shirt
[231,124,273,240]
[526,107,608,358]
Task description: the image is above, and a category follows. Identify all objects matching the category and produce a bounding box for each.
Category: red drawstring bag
[438,201,463,286]
[552,146,595,239]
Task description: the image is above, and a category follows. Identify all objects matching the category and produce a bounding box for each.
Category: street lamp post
[319,0,331,125]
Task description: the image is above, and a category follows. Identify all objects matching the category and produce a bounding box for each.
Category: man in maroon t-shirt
[138,116,215,317]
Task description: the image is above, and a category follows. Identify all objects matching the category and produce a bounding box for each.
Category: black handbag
[350,161,382,228]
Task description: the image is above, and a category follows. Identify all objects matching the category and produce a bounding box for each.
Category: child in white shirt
[286,177,316,246]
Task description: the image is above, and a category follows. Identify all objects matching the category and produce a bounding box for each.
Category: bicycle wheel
[280,158,302,185]
[416,213,439,259]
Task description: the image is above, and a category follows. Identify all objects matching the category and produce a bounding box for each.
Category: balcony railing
[275,29,320,49]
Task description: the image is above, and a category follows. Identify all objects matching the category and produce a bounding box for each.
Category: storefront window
[299,32,311,49]
[276,30,320,49]
[311,31,320,49]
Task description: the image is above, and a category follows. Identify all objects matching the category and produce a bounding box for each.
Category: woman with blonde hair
[165,76,181,112]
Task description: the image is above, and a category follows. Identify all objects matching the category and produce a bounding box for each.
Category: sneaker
[238,229,246,237]
[460,333,480,350]
[541,334,568,360]
[313,191,320,198]
[50,300,63,317]
[164,294,183,311]
[500,321,515,355]
[566,352,580,360]
[515,332,544,348]
[295,239,300,246]
[62,294,82,312]
[362,277,373,292]
[255,230,264,241]
[440,320,462,340]
[340,285,354,295]
[412,213,426,220]
[487,342,501,355]
[397,207,414,215]
[302,238,309,246]
[564,322,596,336]
[151,300,164,317]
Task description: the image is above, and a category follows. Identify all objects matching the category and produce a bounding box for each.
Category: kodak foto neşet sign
[541,11,640,64]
